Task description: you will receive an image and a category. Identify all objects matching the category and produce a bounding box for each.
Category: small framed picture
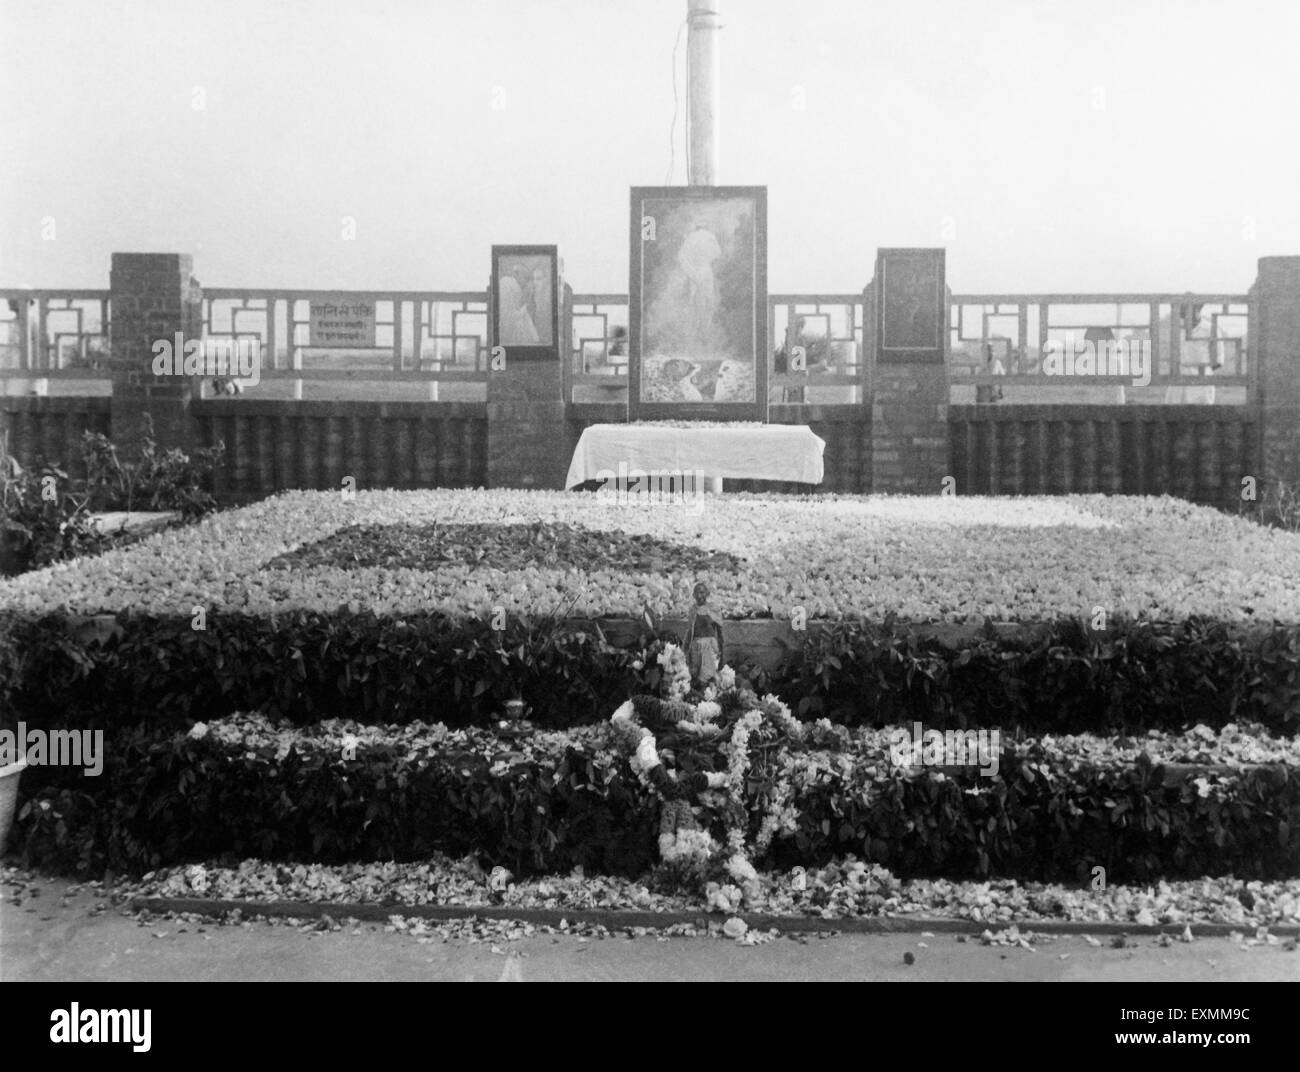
[491,245,560,358]
[629,186,768,421]
[876,248,946,363]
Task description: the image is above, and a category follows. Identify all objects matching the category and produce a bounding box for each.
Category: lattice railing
[2,285,1257,409]
[0,290,113,395]
[950,292,1253,404]
[201,289,491,401]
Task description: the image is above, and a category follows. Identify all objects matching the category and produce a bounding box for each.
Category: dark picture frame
[491,245,560,360]
[876,248,946,364]
[629,186,768,421]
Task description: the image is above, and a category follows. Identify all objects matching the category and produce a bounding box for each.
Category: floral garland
[657,644,692,702]
[609,643,807,905]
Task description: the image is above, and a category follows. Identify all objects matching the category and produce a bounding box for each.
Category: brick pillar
[870,365,950,493]
[109,253,202,456]
[869,249,950,494]
[487,361,571,488]
[1254,256,1300,497]
[485,265,572,490]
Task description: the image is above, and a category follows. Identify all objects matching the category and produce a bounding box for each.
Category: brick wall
[0,397,112,479]
[949,404,1258,508]
[192,400,488,502]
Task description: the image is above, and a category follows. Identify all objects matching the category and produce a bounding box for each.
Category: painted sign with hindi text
[308,298,377,348]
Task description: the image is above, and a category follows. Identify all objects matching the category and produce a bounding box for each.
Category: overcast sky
[2,0,1298,294]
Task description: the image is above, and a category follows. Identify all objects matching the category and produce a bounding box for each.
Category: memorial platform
[565,422,825,490]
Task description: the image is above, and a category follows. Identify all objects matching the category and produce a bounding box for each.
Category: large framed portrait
[491,245,560,359]
[876,248,946,364]
[629,186,768,421]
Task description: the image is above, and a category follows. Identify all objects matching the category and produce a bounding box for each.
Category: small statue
[494,698,534,739]
[683,581,724,689]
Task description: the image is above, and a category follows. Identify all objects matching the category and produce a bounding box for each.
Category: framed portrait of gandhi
[491,245,560,360]
[876,248,946,364]
[629,186,768,421]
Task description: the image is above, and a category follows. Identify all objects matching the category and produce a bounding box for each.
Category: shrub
[0,609,641,736]
[2,611,1298,738]
[768,615,1300,736]
[81,426,225,519]
[0,424,224,576]
[0,447,110,576]
[10,717,1298,882]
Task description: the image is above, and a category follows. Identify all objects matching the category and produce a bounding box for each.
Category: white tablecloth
[566,424,826,488]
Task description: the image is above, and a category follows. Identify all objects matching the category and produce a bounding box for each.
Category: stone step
[89,511,182,538]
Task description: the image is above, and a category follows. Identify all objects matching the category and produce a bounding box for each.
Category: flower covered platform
[2,489,1298,900]
[3,488,1298,623]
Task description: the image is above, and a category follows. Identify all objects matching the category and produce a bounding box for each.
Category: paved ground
[3,877,1297,982]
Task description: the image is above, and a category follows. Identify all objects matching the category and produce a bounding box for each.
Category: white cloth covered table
[566,423,826,488]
